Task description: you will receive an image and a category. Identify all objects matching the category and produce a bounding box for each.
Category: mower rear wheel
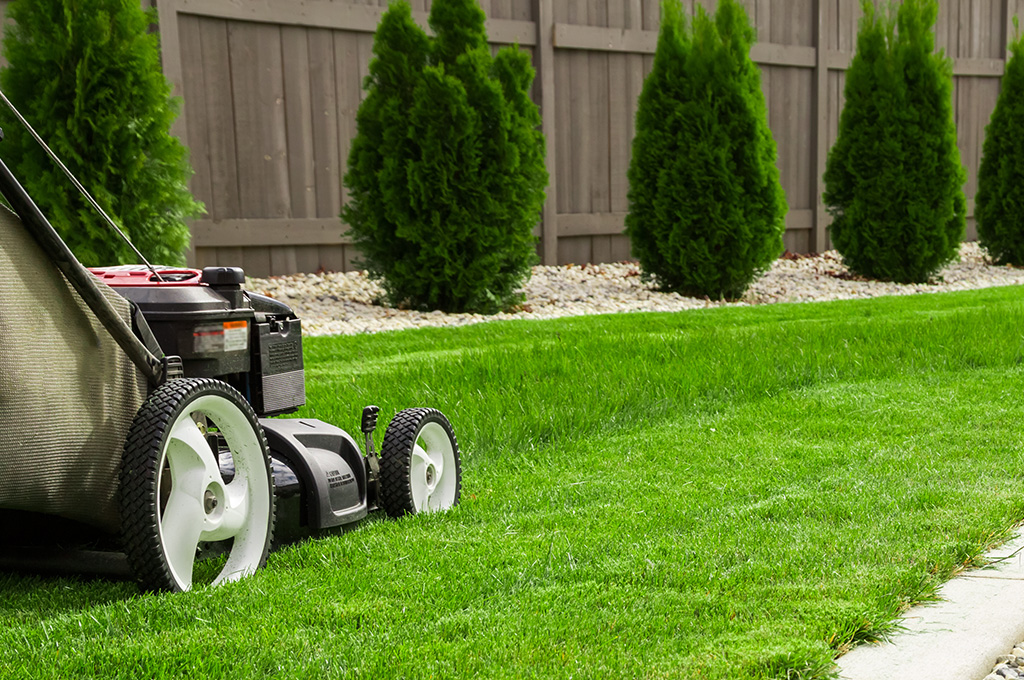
[379,408,461,517]
[119,378,274,592]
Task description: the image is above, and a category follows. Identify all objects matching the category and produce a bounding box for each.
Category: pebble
[246,243,1024,337]
[984,644,1024,679]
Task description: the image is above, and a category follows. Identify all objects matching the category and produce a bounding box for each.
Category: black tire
[380,408,462,518]
[119,378,275,592]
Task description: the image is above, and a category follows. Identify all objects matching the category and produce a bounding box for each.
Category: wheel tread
[379,408,461,518]
[118,378,275,592]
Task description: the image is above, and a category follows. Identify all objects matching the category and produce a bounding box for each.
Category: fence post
[533,0,559,265]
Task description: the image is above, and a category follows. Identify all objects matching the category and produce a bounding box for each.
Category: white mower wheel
[379,408,461,517]
[119,378,274,592]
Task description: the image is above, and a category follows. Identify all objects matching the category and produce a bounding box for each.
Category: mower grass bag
[0,204,146,534]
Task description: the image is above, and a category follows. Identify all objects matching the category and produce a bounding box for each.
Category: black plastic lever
[361,405,381,459]
[361,405,380,434]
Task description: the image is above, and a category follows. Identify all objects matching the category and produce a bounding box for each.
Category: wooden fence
[3,1,1021,276]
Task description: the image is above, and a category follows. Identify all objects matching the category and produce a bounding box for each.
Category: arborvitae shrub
[343,0,546,314]
[976,27,1024,265]
[625,0,786,300]
[0,0,201,267]
[823,0,965,283]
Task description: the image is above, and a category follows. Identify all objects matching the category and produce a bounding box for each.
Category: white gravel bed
[247,242,1024,337]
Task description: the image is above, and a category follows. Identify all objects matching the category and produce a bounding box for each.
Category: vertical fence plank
[229,22,290,220]
[956,0,971,206]
[998,0,1008,59]
[156,0,187,142]
[563,0,593,265]
[278,26,316,274]
[177,13,208,267]
[972,0,983,57]
[178,15,211,214]
[589,0,612,264]
[198,19,240,222]
[755,0,772,198]
[813,0,829,252]
[616,0,645,261]
[553,2,573,241]
[306,28,340,273]
[308,30,340,217]
[331,30,366,272]
[156,0,195,261]
[1007,0,1017,56]
[534,0,559,265]
[608,0,630,222]
[282,27,316,219]
[228,22,290,276]
[336,31,362,211]
[197,18,243,267]
[569,0,592,221]
[642,0,659,107]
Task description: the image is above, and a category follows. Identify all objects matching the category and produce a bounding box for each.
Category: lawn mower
[0,93,462,592]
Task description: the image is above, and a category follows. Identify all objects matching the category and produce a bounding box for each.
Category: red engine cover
[89,266,204,287]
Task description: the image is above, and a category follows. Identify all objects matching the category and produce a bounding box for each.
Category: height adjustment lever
[361,405,380,458]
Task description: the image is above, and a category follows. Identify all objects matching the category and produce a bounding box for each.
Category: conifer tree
[343,0,546,314]
[625,0,786,300]
[0,0,202,267]
[976,25,1024,265]
[823,0,966,283]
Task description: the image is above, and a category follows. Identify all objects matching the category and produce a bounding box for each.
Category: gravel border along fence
[247,243,1024,337]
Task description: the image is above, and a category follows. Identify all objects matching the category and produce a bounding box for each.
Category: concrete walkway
[837,531,1024,680]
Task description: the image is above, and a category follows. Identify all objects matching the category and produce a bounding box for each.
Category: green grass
[5,286,1024,678]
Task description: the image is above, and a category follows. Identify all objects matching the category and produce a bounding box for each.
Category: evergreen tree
[625,0,786,300]
[343,0,546,314]
[976,24,1024,265]
[823,0,966,283]
[0,0,202,267]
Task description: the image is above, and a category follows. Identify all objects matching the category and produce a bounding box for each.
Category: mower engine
[89,265,304,417]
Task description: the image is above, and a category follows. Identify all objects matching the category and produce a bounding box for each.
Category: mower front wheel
[379,408,461,517]
[119,378,275,592]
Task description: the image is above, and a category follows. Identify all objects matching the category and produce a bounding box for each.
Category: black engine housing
[91,265,305,416]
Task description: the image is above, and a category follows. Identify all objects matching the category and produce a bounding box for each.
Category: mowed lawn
[4,286,1024,679]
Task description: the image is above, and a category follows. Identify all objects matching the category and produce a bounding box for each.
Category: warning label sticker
[194,321,248,354]
[194,325,223,354]
[223,320,248,352]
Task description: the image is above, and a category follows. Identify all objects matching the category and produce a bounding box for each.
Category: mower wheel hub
[204,489,219,514]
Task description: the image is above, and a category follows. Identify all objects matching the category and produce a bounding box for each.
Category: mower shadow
[0,569,137,618]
